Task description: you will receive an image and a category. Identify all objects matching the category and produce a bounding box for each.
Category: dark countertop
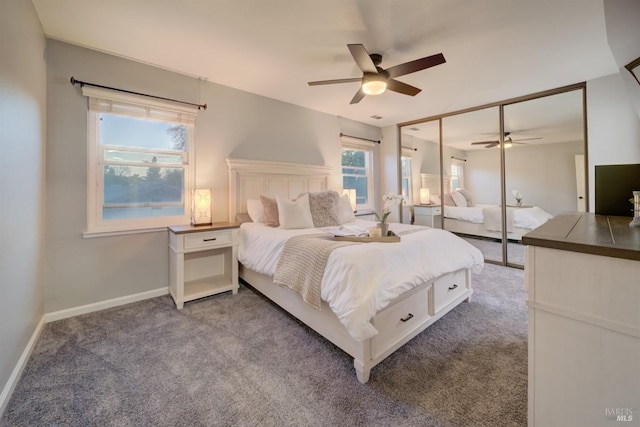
[522,212,640,261]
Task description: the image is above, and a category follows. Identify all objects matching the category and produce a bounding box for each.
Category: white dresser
[523,213,640,426]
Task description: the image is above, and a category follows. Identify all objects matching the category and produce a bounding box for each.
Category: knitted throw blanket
[273,234,360,310]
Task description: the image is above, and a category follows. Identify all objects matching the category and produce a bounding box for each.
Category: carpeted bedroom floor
[1,263,527,427]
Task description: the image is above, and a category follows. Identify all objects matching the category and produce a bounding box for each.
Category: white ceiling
[32,0,619,128]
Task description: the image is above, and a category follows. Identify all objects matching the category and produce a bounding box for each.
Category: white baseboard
[44,287,169,323]
[0,315,45,415]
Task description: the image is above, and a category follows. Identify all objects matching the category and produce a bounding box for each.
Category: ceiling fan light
[504,140,513,148]
[362,74,387,95]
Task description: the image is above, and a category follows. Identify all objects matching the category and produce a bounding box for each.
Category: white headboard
[420,173,451,196]
[227,158,331,221]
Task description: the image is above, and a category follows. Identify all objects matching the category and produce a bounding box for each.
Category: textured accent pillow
[276,193,314,229]
[246,199,264,223]
[443,193,456,206]
[457,188,474,207]
[260,195,279,227]
[338,194,357,224]
[306,190,341,227]
[430,194,442,205]
[451,191,468,207]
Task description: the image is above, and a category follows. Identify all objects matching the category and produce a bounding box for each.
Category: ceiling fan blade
[347,44,378,74]
[386,79,421,96]
[485,142,499,148]
[350,87,366,104]
[512,136,542,142]
[308,77,361,86]
[471,140,498,145]
[386,53,446,78]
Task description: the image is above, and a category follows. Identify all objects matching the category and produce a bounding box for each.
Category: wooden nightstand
[413,205,442,228]
[168,223,240,309]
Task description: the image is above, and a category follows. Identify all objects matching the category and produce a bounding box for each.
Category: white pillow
[430,194,442,205]
[338,194,356,224]
[451,191,468,207]
[246,199,264,223]
[276,193,314,229]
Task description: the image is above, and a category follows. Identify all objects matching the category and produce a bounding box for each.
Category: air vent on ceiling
[370,115,383,120]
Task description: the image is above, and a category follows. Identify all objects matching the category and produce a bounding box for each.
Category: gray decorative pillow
[306,190,341,227]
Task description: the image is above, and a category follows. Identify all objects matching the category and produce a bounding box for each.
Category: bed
[419,173,552,241]
[443,204,553,241]
[228,159,484,383]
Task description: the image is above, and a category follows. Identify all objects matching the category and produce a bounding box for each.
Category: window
[341,138,374,211]
[83,87,197,235]
[401,153,413,204]
[450,159,465,191]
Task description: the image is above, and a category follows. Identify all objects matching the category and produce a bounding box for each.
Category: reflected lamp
[419,188,430,205]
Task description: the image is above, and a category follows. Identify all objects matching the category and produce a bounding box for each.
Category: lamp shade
[191,189,212,226]
[343,188,357,212]
[420,188,430,205]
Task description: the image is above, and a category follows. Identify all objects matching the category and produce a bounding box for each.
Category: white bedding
[444,204,553,230]
[238,219,484,342]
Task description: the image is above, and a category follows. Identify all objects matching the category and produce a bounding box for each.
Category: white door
[575,154,586,212]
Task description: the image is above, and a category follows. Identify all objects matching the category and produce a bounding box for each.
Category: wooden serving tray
[334,231,400,243]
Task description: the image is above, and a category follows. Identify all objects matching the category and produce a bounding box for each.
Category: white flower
[512,190,523,202]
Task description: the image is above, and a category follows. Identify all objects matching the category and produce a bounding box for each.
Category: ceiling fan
[307,44,446,104]
[470,132,542,148]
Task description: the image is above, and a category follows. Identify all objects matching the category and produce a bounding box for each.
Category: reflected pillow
[451,191,468,207]
[457,189,474,207]
[443,193,456,206]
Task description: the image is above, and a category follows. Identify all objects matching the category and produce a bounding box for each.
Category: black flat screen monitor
[595,164,640,217]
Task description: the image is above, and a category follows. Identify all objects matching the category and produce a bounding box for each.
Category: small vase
[516,201,522,207]
[377,222,389,236]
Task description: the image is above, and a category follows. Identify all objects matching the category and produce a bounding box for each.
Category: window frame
[83,87,196,237]
[400,153,413,205]
[341,139,375,211]
[450,158,465,192]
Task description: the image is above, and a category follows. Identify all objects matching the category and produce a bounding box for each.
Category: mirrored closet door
[399,84,586,268]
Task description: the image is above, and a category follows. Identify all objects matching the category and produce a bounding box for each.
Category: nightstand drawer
[414,205,441,215]
[184,230,233,250]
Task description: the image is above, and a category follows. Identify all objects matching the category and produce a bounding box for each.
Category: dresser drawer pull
[400,313,414,322]
[203,237,217,242]
[448,284,458,291]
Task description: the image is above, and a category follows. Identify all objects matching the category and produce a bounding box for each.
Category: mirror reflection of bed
[400,87,586,267]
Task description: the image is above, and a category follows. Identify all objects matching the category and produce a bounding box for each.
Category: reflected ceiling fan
[470,132,542,148]
[307,44,446,104]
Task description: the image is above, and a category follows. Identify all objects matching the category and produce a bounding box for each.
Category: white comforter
[444,204,553,230]
[238,219,484,341]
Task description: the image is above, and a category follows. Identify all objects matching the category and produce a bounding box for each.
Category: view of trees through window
[342,149,370,207]
[100,114,188,220]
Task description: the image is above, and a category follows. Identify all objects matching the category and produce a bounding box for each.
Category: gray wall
[465,141,584,215]
[0,0,46,410]
[44,40,380,313]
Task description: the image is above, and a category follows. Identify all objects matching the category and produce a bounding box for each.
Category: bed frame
[228,158,473,383]
[443,217,529,241]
